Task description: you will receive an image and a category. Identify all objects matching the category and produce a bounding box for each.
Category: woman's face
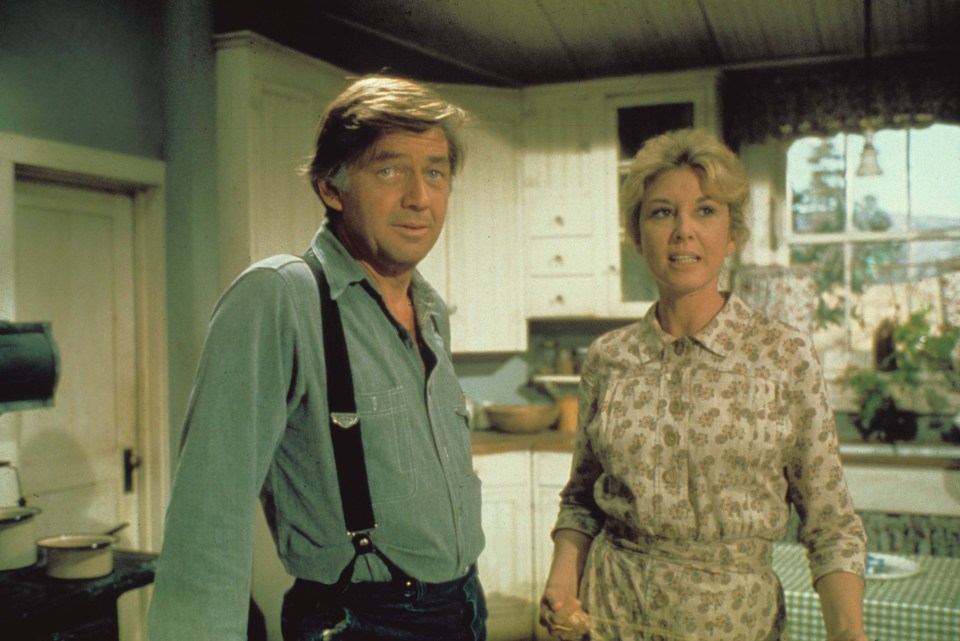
[637,166,736,300]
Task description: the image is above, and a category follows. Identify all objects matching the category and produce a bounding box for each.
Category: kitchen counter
[471,429,576,455]
[0,548,157,640]
[472,430,960,468]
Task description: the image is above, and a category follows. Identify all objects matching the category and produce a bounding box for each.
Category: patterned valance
[721,52,960,149]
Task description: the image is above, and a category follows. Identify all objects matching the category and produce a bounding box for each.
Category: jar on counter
[555,348,576,376]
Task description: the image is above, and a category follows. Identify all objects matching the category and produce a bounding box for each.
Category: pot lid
[0,505,41,524]
[37,534,118,550]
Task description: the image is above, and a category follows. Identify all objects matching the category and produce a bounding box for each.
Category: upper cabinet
[214,33,526,353]
[420,85,527,353]
[521,71,720,318]
[214,33,346,288]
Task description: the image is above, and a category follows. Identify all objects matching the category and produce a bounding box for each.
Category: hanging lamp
[856,0,882,177]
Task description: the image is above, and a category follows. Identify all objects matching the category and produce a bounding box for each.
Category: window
[785,123,960,366]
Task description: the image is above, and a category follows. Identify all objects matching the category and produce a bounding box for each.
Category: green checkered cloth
[773,543,960,641]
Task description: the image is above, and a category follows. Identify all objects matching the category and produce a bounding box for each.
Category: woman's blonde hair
[621,128,751,249]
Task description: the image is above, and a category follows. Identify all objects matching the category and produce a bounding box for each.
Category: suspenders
[301,249,414,593]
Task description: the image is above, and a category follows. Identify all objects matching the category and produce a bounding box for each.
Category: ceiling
[214,0,960,88]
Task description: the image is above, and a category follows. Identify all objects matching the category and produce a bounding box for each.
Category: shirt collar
[308,221,441,319]
[637,292,755,361]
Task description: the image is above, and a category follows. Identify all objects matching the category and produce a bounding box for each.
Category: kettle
[0,461,26,508]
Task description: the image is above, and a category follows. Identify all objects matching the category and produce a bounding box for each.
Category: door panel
[10,179,139,544]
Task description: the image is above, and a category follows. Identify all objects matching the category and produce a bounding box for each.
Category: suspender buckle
[331,413,360,428]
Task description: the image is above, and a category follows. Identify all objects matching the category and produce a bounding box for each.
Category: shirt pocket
[355,386,416,503]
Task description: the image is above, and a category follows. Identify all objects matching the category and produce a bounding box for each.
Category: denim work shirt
[148,223,484,641]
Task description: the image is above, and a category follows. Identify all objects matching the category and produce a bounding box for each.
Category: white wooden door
[7,177,140,544]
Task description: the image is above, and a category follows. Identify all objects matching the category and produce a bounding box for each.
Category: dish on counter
[865,552,921,580]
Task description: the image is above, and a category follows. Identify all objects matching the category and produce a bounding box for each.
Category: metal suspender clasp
[331,412,360,428]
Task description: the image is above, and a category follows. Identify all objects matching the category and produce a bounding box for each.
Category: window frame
[762,125,960,378]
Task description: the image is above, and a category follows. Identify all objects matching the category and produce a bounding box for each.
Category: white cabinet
[420,85,527,353]
[475,451,535,641]
[521,89,608,317]
[214,33,526,353]
[531,452,575,640]
[521,71,720,318]
[475,449,573,641]
[214,32,345,288]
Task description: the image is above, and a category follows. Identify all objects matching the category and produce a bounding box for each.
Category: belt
[293,565,477,605]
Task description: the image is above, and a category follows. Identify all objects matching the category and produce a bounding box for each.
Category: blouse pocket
[355,386,416,503]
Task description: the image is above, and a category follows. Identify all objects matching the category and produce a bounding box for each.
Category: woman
[539,129,868,641]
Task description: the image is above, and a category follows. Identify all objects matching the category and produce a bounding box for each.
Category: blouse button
[663,469,678,484]
[673,340,686,355]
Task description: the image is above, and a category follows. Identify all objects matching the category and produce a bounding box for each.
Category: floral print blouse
[554,294,866,582]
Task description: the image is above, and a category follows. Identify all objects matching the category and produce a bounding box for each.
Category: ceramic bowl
[486,403,560,434]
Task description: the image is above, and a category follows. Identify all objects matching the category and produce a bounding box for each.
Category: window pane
[788,135,846,234]
[848,129,908,232]
[912,238,960,271]
[790,243,845,327]
[910,124,960,232]
[852,241,909,288]
[617,103,694,160]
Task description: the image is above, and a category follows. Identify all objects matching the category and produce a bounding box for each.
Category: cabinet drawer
[525,204,592,237]
[525,276,597,316]
[527,238,593,276]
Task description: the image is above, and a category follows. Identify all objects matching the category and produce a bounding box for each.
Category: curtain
[722,52,960,149]
[731,264,818,334]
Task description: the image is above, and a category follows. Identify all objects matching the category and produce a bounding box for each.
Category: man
[148,76,486,641]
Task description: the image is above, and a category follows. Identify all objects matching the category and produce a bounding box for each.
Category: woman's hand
[539,585,590,640]
[539,529,594,640]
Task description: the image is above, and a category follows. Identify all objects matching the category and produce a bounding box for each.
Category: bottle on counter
[555,348,576,376]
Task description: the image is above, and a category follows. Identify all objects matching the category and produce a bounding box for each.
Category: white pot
[37,533,119,579]
[0,461,26,508]
[0,506,41,570]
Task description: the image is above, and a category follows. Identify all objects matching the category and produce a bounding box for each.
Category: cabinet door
[425,85,527,353]
[215,34,343,286]
[475,452,535,641]
[522,93,607,318]
[531,451,574,641]
[603,80,719,317]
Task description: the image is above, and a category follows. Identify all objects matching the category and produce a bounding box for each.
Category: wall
[0,0,164,157]
[0,0,220,466]
[160,0,221,457]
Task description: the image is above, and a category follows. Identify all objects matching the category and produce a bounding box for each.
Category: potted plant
[842,309,960,443]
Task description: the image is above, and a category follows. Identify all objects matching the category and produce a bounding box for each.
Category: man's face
[321,128,451,279]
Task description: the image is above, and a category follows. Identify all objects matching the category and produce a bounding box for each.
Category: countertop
[472,429,960,468]
[471,429,576,455]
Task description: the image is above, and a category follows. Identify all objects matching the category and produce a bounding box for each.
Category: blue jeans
[281,566,487,641]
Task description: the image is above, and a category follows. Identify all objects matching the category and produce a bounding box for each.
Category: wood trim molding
[0,131,170,553]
